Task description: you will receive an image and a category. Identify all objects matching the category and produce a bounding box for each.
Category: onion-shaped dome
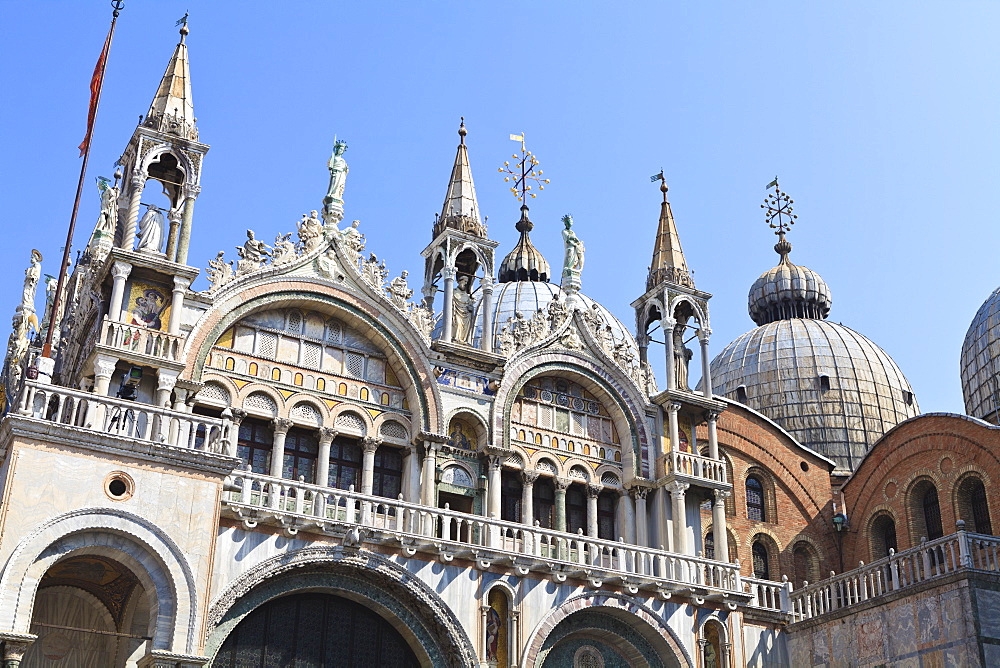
[468,281,639,357]
[961,286,1000,420]
[748,237,832,325]
[711,236,917,472]
[498,205,550,283]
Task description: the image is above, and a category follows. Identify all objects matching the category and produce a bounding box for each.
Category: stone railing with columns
[15,380,231,454]
[743,575,792,614]
[98,317,185,363]
[663,450,728,486]
[222,468,749,600]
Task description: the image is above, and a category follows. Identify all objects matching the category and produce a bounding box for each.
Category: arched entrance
[21,555,152,667]
[214,592,419,667]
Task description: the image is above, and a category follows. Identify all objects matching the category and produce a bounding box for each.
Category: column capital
[111,260,133,281]
[228,408,248,425]
[130,174,144,188]
[486,455,502,471]
[554,476,571,491]
[665,480,690,498]
[667,402,682,415]
[705,409,722,422]
[521,470,540,485]
[587,483,603,499]
[697,327,712,342]
[661,317,677,330]
[318,426,338,444]
[481,275,495,290]
[441,266,457,280]
[630,486,649,501]
[362,436,383,452]
[173,275,192,292]
[713,489,731,502]
[156,368,180,392]
[93,354,119,380]
[272,417,294,435]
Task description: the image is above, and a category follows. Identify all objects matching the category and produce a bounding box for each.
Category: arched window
[501,471,522,522]
[869,513,897,559]
[792,542,820,586]
[566,484,587,534]
[327,437,362,490]
[923,486,943,540]
[746,476,766,522]
[372,447,402,498]
[282,427,318,481]
[958,476,993,535]
[533,478,555,530]
[751,540,770,580]
[236,418,273,474]
[597,490,617,540]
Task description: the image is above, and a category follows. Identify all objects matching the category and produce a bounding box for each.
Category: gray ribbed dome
[961,286,1000,420]
[711,319,919,472]
[498,205,550,283]
[748,241,832,325]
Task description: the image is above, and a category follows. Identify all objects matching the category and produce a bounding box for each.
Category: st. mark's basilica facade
[1,22,999,668]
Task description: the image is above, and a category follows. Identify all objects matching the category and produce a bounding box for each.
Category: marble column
[108,260,132,322]
[698,327,712,398]
[165,207,183,261]
[441,267,456,343]
[93,354,118,397]
[621,491,636,544]
[586,483,602,538]
[270,418,293,478]
[360,436,382,495]
[667,481,690,554]
[554,476,570,533]
[176,190,199,265]
[168,276,190,335]
[155,369,178,408]
[662,316,677,390]
[712,489,731,562]
[667,402,681,455]
[481,276,495,352]
[631,486,649,547]
[316,427,337,486]
[421,441,440,506]
[486,454,502,519]
[403,445,420,503]
[521,470,538,526]
[706,409,721,460]
[123,174,144,249]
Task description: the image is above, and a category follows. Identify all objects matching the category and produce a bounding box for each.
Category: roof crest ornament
[497,133,551,283]
[762,177,798,262]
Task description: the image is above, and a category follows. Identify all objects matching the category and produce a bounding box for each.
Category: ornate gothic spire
[646,172,693,291]
[433,119,486,238]
[142,16,197,141]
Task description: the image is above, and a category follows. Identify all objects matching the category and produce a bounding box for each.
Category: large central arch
[204,547,476,667]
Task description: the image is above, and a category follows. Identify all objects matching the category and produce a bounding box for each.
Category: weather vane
[762,176,797,238]
[498,133,550,202]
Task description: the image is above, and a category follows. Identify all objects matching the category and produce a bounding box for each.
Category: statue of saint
[339,219,366,260]
[326,140,349,203]
[236,230,271,275]
[451,275,475,344]
[19,249,42,314]
[672,324,692,391]
[561,214,585,280]
[386,270,413,309]
[297,210,324,253]
[95,177,119,237]
[135,205,165,254]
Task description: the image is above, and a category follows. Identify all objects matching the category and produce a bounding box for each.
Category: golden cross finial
[498,133,550,201]
[761,177,797,238]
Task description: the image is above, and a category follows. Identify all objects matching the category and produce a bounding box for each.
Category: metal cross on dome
[762,176,798,237]
[498,133,550,202]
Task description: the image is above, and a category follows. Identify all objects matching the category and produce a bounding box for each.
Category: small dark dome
[748,241,832,325]
[498,206,550,283]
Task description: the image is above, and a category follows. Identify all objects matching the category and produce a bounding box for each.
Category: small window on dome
[735,385,748,403]
[903,390,913,406]
[819,375,831,392]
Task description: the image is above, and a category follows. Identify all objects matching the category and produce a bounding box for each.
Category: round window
[104,472,134,501]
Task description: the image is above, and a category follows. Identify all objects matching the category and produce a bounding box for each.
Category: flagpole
[42,0,124,359]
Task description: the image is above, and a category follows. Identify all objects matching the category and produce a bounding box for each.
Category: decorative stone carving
[270,233,296,266]
[236,230,270,276]
[587,483,603,499]
[406,304,435,342]
[18,250,42,316]
[673,323,692,391]
[521,470,540,485]
[338,220,366,263]
[451,276,475,345]
[559,326,584,351]
[206,251,234,292]
[362,436,383,453]
[272,417,293,435]
[554,476,572,491]
[361,253,388,289]
[325,139,349,204]
[95,176,119,238]
[297,210,324,253]
[135,205,166,254]
[315,248,343,281]
[386,271,413,310]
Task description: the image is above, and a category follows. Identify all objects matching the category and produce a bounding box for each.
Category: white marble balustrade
[223,469,745,594]
[101,317,183,362]
[743,576,792,612]
[665,450,728,484]
[16,380,231,454]
[790,531,1000,622]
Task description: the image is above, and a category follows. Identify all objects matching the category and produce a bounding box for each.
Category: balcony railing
[663,450,729,485]
[790,530,1000,622]
[222,469,746,596]
[100,317,183,363]
[15,380,231,454]
[743,575,792,613]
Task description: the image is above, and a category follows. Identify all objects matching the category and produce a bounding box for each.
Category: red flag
[78,26,114,157]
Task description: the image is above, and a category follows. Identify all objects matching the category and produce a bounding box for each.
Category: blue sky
[2,2,999,414]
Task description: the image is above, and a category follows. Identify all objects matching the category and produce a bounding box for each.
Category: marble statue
[451,275,475,344]
[19,250,42,314]
[206,251,234,291]
[561,214,584,280]
[271,233,296,265]
[672,324,692,391]
[236,230,270,275]
[135,206,165,254]
[326,140,349,203]
[361,253,388,288]
[297,210,323,253]
[95,177,119,237]
[386,270,413,310]
[406,304,434,341]
[339,220,366,262]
